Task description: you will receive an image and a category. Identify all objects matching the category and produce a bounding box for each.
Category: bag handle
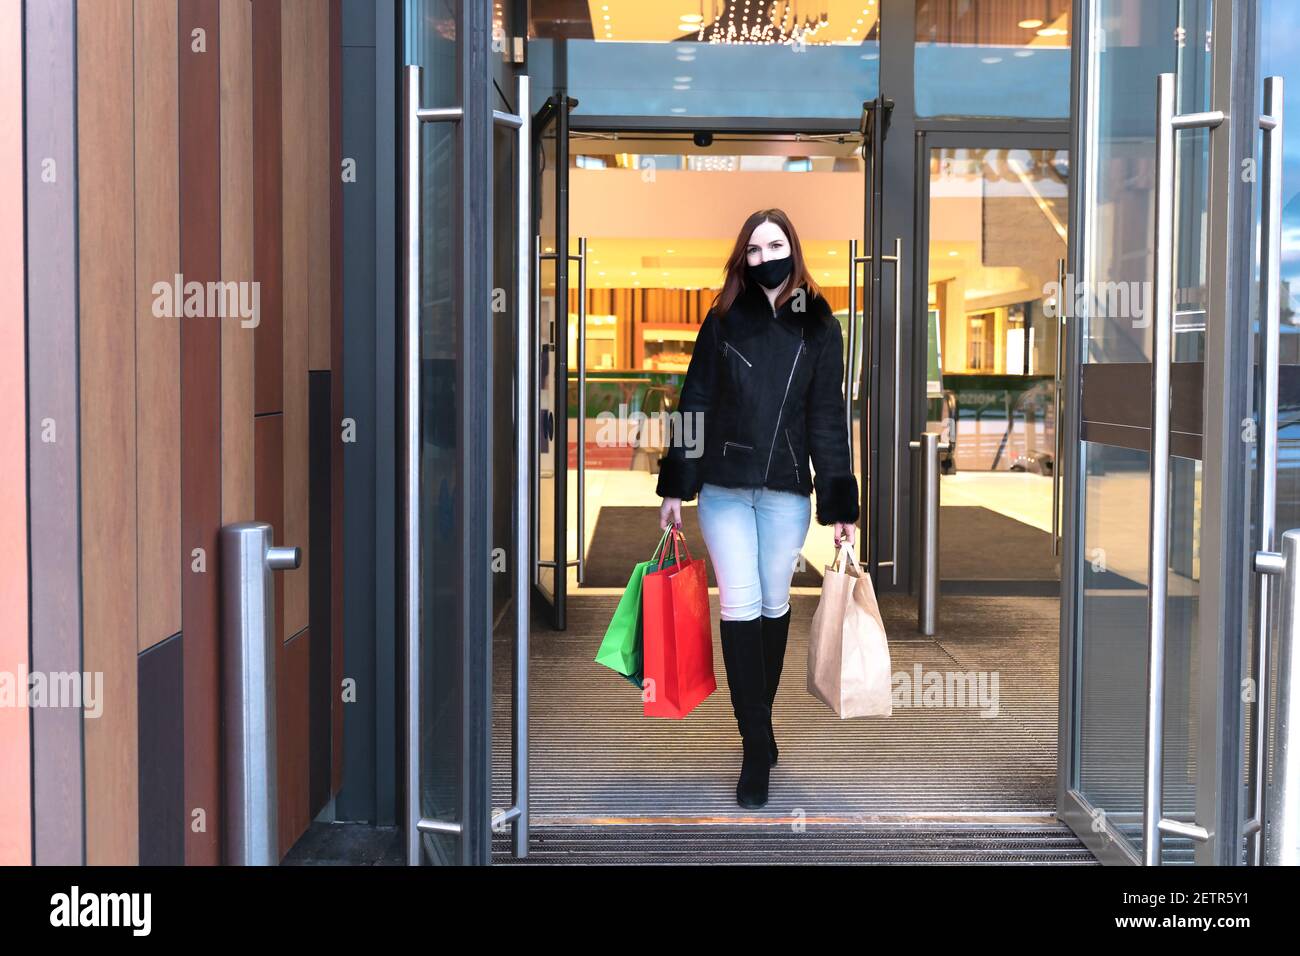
[833,540,862,574]
[650,523,674,562]
[656,526,693,571]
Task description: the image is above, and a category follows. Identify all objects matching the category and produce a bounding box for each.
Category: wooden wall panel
[77,0,139,866]
[278,628,311,858]
[252,0,283,415]
[178,0,223,866]
[221,0,255,525]
[281,0,310,641]
[135,0,182,652]
[0,0,31,867]
[137,634,185,865]
[307,0,332,371]
[25,0,84,866]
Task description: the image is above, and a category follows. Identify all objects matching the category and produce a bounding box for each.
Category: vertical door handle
[846,239,871,452]
[1246,75,1285,865]
[1052,257,1066,557]
[1143,72,1223,865]
[570,237,587,585]
[531,233,542,592]
[507,75,532,860]
[882,238,901,586]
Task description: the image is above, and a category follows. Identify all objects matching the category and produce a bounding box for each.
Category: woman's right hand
[659,497,682,531]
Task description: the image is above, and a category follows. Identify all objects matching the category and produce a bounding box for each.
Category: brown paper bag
[807,542,893,718]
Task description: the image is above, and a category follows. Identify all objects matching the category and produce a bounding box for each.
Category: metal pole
[1143,70,1176,870]
[512,73,531,860]
[1263,529,1300,865]
[221,522,300,866]
[910,433,943,635]
[402,63,423,868]
[1143,74,1222,864]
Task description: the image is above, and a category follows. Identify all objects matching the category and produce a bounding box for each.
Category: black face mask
[746,254,794,290]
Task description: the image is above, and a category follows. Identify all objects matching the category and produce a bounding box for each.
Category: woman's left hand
[834,522,856,547]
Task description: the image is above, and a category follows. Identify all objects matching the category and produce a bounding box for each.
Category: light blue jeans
[695,482,812,621]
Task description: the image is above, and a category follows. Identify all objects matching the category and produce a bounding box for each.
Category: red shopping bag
[640,527,716,718]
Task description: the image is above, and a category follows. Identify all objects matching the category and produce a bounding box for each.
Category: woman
[656,208,859,809]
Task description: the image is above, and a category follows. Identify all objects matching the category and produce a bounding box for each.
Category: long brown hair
[712,208,822,315]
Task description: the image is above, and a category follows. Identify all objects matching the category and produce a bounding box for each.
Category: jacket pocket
[720,340,753,367]
[723,440,754,456]
[785,428,800,483]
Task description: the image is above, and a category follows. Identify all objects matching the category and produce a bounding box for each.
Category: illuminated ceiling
[535,1,881,44]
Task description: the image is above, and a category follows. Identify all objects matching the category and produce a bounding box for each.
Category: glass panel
[528,1,879,119]
[914,0,1072,118]
[924,146,1068,579]
[415,82,461,867]
[536,127,560,604]
[1073,0,1213,864]
[1247,0,1300,863]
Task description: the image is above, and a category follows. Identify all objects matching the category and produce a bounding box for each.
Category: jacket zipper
[723,440,753,456]
[763,331,805,482]
[785,428,800,484]
[722,341,753,367]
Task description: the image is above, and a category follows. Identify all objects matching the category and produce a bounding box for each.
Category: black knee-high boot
[719,615,770,809]
[760,607,791,766]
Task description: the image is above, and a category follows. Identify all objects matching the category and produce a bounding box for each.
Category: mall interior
[2,0,1299,867]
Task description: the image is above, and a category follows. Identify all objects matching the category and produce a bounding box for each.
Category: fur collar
[731,279,835,334]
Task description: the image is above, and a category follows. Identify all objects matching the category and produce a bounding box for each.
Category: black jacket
[655,280,860,526]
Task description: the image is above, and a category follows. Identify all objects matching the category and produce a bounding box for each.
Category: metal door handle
[845,239,869,430]
[571,236,587,585]
[883,238,901,586]
[1052,257,1065,557]
[1143,72,1223,865]
[1246,75,1285,865]
[508,76,532,860]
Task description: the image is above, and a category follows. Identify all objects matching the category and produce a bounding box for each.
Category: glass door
[402,1,530,865]
[1060,0,1258,865]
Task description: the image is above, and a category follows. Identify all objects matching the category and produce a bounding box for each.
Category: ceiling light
[1037,27,1067,37]
[680,13,703,22]
[1018,18,1044,28]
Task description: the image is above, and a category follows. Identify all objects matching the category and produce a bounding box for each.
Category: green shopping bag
[595,524,677,687]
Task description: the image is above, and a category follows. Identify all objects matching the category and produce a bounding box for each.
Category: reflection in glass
[914,0,1071,118]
